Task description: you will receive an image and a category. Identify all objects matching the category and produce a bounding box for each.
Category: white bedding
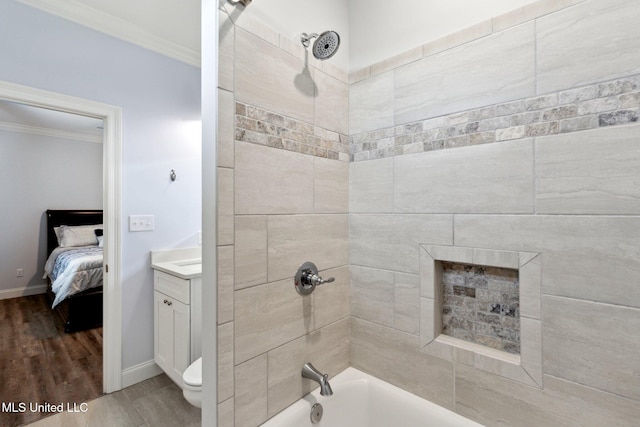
[43,246,103,308]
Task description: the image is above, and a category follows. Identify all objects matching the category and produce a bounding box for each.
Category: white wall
[0,131,102,293]
[0,1,201,370]
[225,0,350,71]
[348,0,538,71]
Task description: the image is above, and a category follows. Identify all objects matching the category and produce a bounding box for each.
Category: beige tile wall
[536,0,640,94]
[217,1,640,426]
[216,6,350,426]
[348,1,640,426]
[394,22,536,124]
[349,71,394,134]
[217,7,236,425]
[393,139,535,214]
[350,318,455,410]
[455,214,640,308]
[235,28,315,124]
[455,364,640,427]
[535,125,640,214]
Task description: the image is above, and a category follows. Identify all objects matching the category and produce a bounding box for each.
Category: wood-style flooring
[23,374,201,427]
[0,294,102,427]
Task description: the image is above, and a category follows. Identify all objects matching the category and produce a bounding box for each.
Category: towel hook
[170,169,177,182]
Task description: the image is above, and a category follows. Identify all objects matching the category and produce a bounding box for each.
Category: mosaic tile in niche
[441,262,520,354]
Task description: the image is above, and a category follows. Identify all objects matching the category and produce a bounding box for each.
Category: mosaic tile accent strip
[235,102,350,161]
[441,262,520,354]
[351,74,640,161]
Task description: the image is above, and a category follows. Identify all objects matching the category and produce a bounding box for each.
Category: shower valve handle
[304,271,335,287]
[294,262,334,295]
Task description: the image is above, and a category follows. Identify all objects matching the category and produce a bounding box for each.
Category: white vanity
[151,248,202,386]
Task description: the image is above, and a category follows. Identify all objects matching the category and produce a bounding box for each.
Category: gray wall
[0,131,102,293]
[0,1,201,371]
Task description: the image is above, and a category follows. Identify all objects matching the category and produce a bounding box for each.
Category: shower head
[300,30,340,60]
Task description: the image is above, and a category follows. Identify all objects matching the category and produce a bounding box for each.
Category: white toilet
[182,357,202,408]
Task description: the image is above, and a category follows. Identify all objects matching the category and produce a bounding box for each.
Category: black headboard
[46,210,103,255]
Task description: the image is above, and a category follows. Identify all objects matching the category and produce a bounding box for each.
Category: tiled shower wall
[349,0,640,425]
[217,0,640,426]
[217,5,351,427]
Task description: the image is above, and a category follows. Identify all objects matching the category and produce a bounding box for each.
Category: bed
[43,209,104,333]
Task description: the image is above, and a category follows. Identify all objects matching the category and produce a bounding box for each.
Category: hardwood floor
[0,294,102,427]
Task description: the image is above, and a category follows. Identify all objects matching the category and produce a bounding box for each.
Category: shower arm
[228,0,251,7]
[300,33,319,48]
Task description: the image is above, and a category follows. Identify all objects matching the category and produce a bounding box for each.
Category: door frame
[0,80,123,393]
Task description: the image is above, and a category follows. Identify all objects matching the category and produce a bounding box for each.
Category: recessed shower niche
[420,245,543,388]
[441,262,520,354]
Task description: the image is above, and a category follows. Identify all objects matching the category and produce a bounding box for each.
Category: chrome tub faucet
[302,362,333,396]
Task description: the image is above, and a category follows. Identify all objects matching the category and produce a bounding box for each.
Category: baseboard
[0,284,47,300]
[121,359,164,389]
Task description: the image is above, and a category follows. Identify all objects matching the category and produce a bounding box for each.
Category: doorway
[0,80,122,395]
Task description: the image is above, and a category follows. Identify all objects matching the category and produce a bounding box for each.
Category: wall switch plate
[129,215,155,232]
[17,268,24,277]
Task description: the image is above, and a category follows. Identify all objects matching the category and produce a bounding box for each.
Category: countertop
[151,247,202,279]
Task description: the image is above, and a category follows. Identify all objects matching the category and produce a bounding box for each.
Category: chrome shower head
[300,30,340,60]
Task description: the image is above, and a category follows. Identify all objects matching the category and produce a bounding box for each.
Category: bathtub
[260,367,483,427]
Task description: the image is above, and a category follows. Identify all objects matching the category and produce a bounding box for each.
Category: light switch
[129,215,155,231]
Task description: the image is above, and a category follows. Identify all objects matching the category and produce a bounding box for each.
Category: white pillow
[54,226,64,246]
[59,224,103,247]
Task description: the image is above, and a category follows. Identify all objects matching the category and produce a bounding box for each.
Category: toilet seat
[183,357,202,388]
[182,357,202,408]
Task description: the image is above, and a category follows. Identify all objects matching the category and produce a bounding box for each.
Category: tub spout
[302,362,333,396]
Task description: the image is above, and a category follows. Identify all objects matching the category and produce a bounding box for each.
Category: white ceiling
[0,99,103,143]
[17,0,201,66]
[71,0,201,52]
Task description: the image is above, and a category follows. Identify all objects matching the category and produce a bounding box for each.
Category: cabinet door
[154,291,190,385]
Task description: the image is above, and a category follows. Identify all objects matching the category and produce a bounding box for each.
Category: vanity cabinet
[153,270,202,386]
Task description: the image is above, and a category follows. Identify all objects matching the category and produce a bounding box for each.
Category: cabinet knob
[163,299,173,306]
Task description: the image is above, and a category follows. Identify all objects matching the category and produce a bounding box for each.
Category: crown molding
[0,121,102,143]
[17,0,201,67]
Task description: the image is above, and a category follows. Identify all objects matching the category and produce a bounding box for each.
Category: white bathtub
[261,368,483,427]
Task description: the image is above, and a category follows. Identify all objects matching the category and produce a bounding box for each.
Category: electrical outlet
[17,268,24,277]
[129,215,155,232]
